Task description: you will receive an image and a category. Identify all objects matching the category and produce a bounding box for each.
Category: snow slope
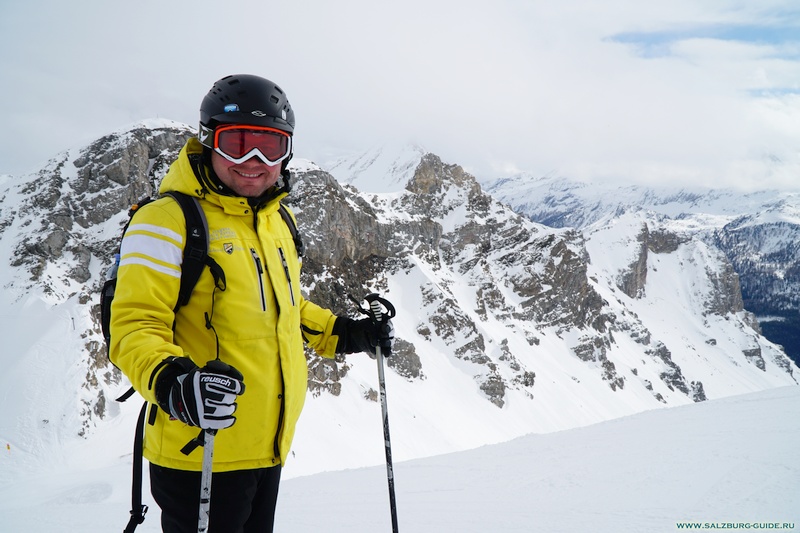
[0,387,797,532]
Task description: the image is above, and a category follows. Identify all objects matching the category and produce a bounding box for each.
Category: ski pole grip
[364,293,396,323]
[370,299,383,323]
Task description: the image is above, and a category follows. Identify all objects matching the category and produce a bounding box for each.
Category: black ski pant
[150,463,282,533]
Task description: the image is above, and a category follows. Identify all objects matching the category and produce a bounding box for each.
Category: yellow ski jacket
[110,138,340,471]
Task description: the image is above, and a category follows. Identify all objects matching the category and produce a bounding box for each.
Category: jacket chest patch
[210,227,237,241]
[224,243,234,255]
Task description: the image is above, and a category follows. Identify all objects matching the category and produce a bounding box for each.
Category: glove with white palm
[155,357,245,430]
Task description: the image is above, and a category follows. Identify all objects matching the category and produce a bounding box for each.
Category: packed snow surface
[0,387,797,532]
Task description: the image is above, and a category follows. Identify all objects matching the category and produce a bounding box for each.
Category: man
[110,74,393,532]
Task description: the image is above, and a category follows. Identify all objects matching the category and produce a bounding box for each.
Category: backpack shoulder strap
[162,191,225,311]
[278,202,304,258]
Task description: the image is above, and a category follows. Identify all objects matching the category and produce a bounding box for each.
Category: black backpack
[100,190,303,532]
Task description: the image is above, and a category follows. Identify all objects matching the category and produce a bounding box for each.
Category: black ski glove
[334,316,395,357]
[155,357,245,430]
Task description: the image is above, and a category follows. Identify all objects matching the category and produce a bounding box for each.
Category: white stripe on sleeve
[120,256,181,278]
[126,223,183,243]
[119,225,183,276]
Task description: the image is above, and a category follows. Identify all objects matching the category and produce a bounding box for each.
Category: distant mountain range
[485,172,800,367]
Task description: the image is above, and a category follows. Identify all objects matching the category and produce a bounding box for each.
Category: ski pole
[193,358,243,533]
[365,294,400,533]
[197,429,216,533]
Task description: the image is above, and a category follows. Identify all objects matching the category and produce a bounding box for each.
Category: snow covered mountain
[0,122,796,488]
[323,142,427,194]
[485,172,800,367]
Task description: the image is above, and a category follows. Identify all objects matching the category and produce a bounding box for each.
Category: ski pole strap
[181,429,207,456]
[116,386,136,403]
[123,402,149,533]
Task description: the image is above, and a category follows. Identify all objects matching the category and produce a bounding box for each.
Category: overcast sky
[1,0,799,190]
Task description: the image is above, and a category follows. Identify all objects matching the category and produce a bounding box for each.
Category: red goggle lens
[214,126,290,161]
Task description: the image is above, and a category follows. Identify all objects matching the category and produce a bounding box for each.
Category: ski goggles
[213,125,292,166]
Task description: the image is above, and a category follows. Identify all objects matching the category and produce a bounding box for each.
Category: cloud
[1,0,799,191]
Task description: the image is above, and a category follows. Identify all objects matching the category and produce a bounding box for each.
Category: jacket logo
[224,243,234,254]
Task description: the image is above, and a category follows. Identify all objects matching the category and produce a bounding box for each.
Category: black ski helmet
[198,74,295,149]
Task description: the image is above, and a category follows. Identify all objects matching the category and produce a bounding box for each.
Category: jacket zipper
[278,247,296,306]
[250,248,267,311]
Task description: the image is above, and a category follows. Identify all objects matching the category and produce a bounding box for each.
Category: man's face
[211,150,282,198]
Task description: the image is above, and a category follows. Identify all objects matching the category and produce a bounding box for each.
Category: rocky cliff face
[713,217,800,312]
[6,124,193,291]
[288,153,613,405]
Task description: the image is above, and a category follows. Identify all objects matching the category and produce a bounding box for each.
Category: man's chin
[239,183,283,199]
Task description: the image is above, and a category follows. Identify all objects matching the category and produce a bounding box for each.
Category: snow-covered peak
[323,142,426,193]
[288,157,323,174]
[112,117,193,134]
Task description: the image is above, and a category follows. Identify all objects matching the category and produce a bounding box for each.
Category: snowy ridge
[323,142,427,193]
[485,171,800,230]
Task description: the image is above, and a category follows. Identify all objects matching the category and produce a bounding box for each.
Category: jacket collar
[160,138,288,217]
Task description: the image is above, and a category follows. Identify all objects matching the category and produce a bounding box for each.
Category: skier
[110,74,394,533]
